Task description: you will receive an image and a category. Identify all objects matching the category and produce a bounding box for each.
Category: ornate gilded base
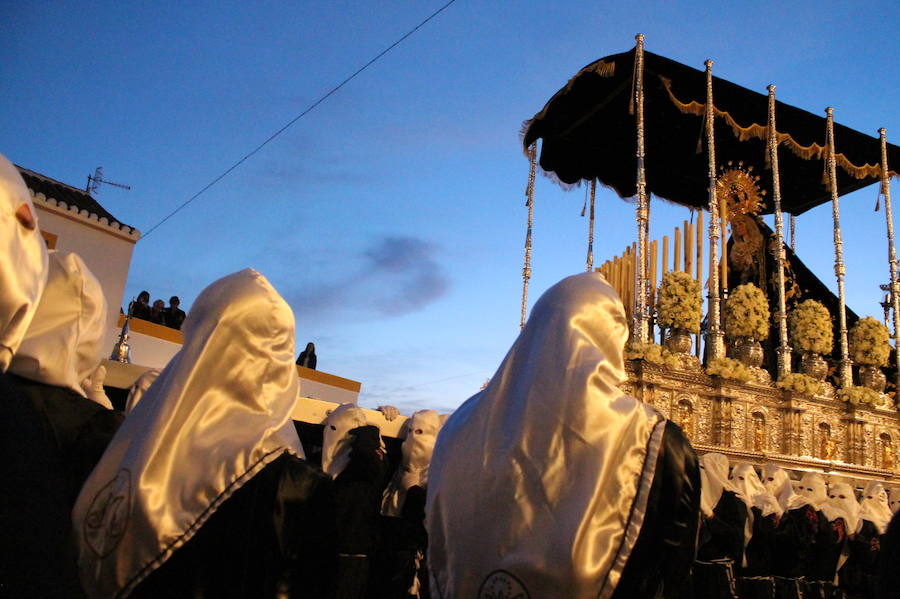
[623,360,900,484]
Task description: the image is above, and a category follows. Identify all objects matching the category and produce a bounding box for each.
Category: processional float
[519,35,900,484]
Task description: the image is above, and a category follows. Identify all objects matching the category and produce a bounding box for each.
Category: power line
[141,0,458,239]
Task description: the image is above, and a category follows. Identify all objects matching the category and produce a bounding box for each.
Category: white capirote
[73,269,304,599]
[427,272,666,599]
[382,409,441,517]
[0,154,48,371]
[8,251,107,398]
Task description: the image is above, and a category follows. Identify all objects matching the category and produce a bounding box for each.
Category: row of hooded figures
[696,455,897,599]
[4,152,900,599]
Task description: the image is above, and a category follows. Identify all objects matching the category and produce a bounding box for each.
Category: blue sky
[2,1,898,414]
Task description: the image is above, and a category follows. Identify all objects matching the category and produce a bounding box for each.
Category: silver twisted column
[879,128,900,396]
[825,108,852,387]
[704,60,724,359]
[767,85,791,378]
[633,33,650,344]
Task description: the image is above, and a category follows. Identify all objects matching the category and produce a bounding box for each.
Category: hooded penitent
[730,463,781,518]
[0,153,48,371]
[382,409,441,517]
[322,403,369,478]
[797,472,830,510]
[124,369,161,414]
[825,482,861,533]
[859,481,892,534]
[426,272,665,599]
[889,486,900,515]
[700,453,732,518]
[762,464,808,511]
[72,269,304,599]
[9,251,107,397]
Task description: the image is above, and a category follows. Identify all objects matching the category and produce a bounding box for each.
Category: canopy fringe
[658,76,899,182]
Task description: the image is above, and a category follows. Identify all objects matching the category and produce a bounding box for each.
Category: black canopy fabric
[523,48,899,216]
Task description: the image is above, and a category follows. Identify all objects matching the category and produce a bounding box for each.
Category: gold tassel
[659,75,898,181]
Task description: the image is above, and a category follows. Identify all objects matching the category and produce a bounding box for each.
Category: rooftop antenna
[86,166,131,195]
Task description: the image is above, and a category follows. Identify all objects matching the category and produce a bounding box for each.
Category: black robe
[0,372,123,598]
[369,485,430,599]
[612,420,701,599]
[808,514,847,583]
[131,452,336,599]
[841,519,882,598]
[772,504,821,579]
[743,507,780,577]
[333,425,388,599]
[698,490,749,565]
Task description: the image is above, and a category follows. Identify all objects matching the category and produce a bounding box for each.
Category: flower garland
[706,357,753,383]
[776,372,823,396]
[848,317,890,366]
[836,385,886,407]
[789,299,833,355]
[625,342,682,369]
[657,271,702,334]
[724,283,770,340]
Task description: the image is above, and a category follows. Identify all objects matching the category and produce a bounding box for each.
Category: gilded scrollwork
[625,361,900,482]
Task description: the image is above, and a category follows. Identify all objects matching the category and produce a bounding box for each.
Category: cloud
[284,234,450,321]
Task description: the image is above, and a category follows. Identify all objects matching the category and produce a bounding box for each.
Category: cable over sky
[140,0,458,239]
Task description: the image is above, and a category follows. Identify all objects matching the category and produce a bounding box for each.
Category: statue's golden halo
[716,161,766,216]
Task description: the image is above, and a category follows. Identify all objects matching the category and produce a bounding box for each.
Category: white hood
[382,409,441,517]
[730,463,781,517]
[797,472,829,510]
[859,481,892,534]
[9,251,106,396]
[426,272,665,599]
[888,485,900,515]
[700,453,732,518]
[824,482,860,533]
[0,154,48,370]
[762,464,808,511]
[124,369,161,414]
[321,403,368,478]
[72,269,303,599]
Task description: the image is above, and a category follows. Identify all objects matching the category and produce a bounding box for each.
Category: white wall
[33,195,139,352]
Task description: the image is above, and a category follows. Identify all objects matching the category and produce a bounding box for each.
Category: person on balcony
[166,295,185,330]
[149,299,167,326]
[131,290,151,320]
[297,341,317,369]
[426,272,699,599]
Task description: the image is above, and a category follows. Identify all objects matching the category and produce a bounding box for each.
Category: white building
[18,165,364,409]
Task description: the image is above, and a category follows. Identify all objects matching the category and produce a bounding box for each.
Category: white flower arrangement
[657,271,702,334]
[625,342,682,369]
[724,283,770,340]
[848,317,890,367]
[776,372,823,396]
[706,357,754,383]
[836,385,886,407]
[789,300,833,355]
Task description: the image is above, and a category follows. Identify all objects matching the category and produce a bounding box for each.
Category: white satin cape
[426,272,665,599]
[0,153,48,371]
[73,269,304,599]
[8,251,107,398]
